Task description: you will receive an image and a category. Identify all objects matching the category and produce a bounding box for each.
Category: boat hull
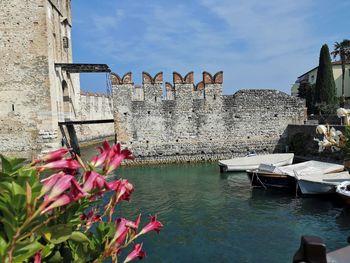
[336,181,350,204]
[247,170,296,190]
[297,180,335,195]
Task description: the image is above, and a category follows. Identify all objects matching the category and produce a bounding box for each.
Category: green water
[81,147,350,262]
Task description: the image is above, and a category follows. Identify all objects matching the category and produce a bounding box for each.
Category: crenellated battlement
[111,71,224,103]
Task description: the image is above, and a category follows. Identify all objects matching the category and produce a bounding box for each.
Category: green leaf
[0,235,8,256]
[11,181,25,196]
[46,250,63,263]
[12,240,43,262]
[1,217,16,240]
[69,231,91,243]
[0,155,26,174]
[43,224,74,245]
[0,203,15,222]
[0,155,12,174]
[41,243,55,258]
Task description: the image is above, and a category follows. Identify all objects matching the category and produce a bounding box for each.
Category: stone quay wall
[112,71,306,164]
[76,92,114,143]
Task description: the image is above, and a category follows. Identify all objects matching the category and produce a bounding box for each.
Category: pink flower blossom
[104,144,134,175]
[116,179,134,202]
[80,210,101,230]
[40,172,65,196]
[38,158,81,171]
[47,174,74,201]
[138,215,163,235]
[40,148,71,163]
[123,243,146,263]
[106,179,134,203]
[89,141,111,167]
[82,171,106,192]
[114,218,130,248]
[41,194,73,214]
[34,250,42,263]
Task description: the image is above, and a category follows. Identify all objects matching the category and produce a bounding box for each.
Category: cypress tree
[314,44,337,108]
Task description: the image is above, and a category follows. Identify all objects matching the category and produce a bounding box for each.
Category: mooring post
[66,124,81,156]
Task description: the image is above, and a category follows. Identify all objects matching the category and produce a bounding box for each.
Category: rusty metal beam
[55,63,111,73]
[58,119,114,125]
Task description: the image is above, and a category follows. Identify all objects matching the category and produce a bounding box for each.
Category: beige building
[291,61,350,97]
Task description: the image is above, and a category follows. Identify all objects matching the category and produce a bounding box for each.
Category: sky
[71,0,350,95]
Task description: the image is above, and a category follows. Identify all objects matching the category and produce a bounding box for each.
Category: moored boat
[296,171,350,195]
[218,153,294,172]
[247,168,296,189]
[336,181,350,204]
[247,161,344,190]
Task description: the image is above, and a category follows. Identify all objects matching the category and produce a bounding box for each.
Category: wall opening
[62,80,70,120]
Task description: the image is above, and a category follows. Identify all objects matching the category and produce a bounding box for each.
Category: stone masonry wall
[0,0,74,158]
[76,92,114,143]
[112,71,306,164]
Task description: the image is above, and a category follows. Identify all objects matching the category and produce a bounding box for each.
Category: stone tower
[0,0,80,158]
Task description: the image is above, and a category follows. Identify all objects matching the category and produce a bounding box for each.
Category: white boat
[275,160,344,177]
[218,153,294,172]
[247,161,344,189]
[296,171,350,195]
[336,181,350,204]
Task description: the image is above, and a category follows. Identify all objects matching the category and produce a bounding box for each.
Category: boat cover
[271,161,344,177]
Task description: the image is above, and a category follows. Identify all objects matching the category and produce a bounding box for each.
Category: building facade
[0,0,80,158]
[0,0,115,158]
[292,61,350,97]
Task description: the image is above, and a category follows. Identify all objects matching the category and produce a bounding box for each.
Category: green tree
[314,44,337,113]
[298,82,315,114]
[331,39,350,106]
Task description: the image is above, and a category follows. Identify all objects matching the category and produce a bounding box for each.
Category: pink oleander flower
[138,215,163,235]
[39,148,71,163]
[47,174,75,201]
[123,243,146,263]
[89,141,111,167]
[113,218,130,248]
[41,194,73,214]
[80,210,102,230]
[116,179,134,202]
[113,215,141,249]
[37,158,81,172]
[106,179,134,203]
[40,171,65,196]
[126,214,141,230]
[34,250,42,263]
[82,171,107,192]
[104,144,134,175]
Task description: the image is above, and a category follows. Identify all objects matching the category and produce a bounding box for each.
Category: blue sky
[72,0,350,94]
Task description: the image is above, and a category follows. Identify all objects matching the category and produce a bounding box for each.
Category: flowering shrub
[314,124,345,152]
[314,108,350,153]
[0,141,163,262]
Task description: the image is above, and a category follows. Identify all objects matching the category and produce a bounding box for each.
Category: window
[63,36,69,49]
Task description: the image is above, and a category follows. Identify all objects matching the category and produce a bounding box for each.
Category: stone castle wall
[0,0,114,158]
[0,0,74,158]
[76,92,114,143]
[112,71,306,164]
